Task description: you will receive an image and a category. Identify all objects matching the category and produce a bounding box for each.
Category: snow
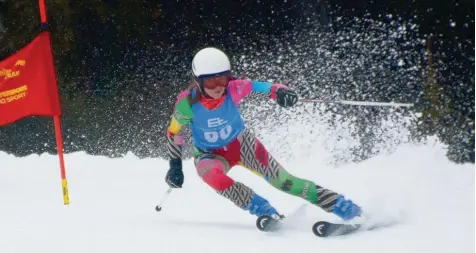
[0,136,474,253]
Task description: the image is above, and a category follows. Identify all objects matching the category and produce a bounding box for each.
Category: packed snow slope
[0,138,474,253]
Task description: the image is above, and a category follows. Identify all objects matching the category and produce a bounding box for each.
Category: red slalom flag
[0,32,61,124]
[0,0,70,205]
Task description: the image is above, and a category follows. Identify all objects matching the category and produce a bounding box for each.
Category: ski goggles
[198,71,231,89]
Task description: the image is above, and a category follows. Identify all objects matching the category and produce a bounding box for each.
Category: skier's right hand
[276,87,298,108]
[165,158,184,188]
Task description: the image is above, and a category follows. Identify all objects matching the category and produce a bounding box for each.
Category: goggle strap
[198,70,230,80]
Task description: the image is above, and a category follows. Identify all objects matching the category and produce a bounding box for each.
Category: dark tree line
[0,0,474,163]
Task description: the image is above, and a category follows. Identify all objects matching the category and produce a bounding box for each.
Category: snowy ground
[0,139,474,253]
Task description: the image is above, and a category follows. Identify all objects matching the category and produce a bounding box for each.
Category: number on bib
[204,125,233,143]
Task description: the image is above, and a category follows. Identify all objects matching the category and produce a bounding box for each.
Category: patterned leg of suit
[236,128,341,213]
[193,128,344,215]
[194,147,256,210]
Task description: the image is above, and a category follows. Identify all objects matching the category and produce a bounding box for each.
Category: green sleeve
[173,96,193,125]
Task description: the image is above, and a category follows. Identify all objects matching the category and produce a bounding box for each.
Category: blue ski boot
[332,195,362,221]
[245,193,280,217]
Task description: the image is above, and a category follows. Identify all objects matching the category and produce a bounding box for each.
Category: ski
[312,219,397,237]
[255,204,307,232]
[312,221,362,237]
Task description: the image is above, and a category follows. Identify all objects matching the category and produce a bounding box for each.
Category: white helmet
[192,47,231,78]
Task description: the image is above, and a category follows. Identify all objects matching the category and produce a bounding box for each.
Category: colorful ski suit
[166,79,360,219]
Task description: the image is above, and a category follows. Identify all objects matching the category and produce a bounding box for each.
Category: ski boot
[332,195,362,221]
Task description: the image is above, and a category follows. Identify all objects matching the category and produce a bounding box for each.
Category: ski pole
[299,98,414,108]
[155,187,173,212]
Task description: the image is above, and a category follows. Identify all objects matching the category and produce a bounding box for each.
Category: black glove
[165,158,184,188]
[276,88,298,108]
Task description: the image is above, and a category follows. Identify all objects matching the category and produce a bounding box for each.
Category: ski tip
[256,215,272,232]
[312,221,330,237]
[256,215,282,232]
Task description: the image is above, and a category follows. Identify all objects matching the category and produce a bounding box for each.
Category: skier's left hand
[276,88,298,108]
[165,158,184,188]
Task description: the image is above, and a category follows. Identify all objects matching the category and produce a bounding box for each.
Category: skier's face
[202,74,229,99]
[204,85,226,99]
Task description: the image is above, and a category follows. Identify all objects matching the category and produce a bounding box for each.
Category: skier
[165,47,362,222]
